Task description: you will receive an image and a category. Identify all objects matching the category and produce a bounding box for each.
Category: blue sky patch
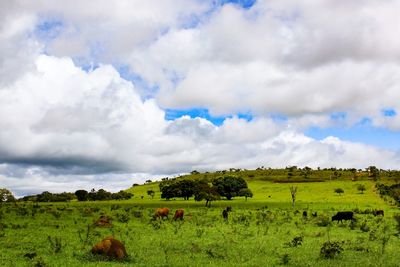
[165,108,227,125]
[382,108,396,117]
[220,0,256,9]
[306,124,400,150]
[35,19,63,41]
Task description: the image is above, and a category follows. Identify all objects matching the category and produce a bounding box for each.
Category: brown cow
[173,209,184,220]
[153,207,170,220]
[91,236,127,260]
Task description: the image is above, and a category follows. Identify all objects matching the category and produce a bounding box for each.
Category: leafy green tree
[367,166,380,180]
[0,188,16,204]
[111,190,133,200]
[357,184,366,194]
[239,188,253,201]
[212,176,248,200]
[194,180,220,207]
[147,190,155,199]
[75,190,88,201]
[37,191,53,202]
[175,180,196,200]
[159,181,179,200]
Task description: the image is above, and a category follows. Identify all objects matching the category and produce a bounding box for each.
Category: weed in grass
[279,253,291,265]
[320,241,344,259]
[47,236,63,253]
[285,235,303,247]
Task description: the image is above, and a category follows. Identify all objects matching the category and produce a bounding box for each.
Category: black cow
[373,210,384,216]
[312,211,317,217]
[302,211,307,217]
[332,211,354,222]
[222,206,232,220]
[222,209,229,220]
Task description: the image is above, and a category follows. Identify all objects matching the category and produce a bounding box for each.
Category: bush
[285,236,303,247]
[316,215,331,227]
[320,241,344,259]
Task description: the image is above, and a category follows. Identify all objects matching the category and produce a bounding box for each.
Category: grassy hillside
[1,167,400,266]
[125,167,397,210]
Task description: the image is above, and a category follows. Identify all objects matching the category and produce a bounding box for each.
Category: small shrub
[320,241,343,259]
[116,212,130,223]
[132,211,143,218]
[285,236,303,247]
[51,210,61,219]
[360,221,370,232]
[316,215,331,227]
[279,253,291,265]
[196,228,205,238]
[47,236,62,253]
[111,204,121,211]
[394,214,400,236]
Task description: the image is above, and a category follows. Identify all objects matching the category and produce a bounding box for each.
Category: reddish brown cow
[153,207,170,219]
[173,209,184,220]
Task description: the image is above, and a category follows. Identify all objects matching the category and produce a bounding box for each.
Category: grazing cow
[222,209,229,220]
[332,211,354,222]
[91,236,127,260]
[312,212,318,217]
[222,206,232,220]
[373,210,384,216]
[173,209,184,220]
[302,211,307,217]
[153,208,170,220]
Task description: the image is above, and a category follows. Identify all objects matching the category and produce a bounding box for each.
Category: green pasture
[1,179,400,266]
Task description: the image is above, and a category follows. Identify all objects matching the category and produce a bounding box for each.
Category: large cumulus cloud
[1,1,400,196]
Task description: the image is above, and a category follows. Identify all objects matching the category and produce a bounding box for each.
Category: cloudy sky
[1,0,400,196]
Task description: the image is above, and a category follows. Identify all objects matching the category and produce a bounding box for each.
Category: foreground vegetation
[1,167,400,266]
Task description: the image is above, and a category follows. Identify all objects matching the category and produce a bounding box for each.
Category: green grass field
[1,176,400,266]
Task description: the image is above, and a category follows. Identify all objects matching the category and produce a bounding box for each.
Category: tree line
[159,175,253,206]
[16,188,133,202]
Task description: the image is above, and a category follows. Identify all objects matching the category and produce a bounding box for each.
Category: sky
[1,0,400,196]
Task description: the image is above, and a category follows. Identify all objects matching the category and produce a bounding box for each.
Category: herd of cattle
[90,207,385,260]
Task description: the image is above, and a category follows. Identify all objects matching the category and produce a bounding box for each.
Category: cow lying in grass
[91,236,127,260]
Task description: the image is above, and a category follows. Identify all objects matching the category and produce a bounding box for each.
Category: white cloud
[1,1,400,195]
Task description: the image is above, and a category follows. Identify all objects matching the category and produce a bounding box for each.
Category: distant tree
[145,180,152,184]
[0,188,16,204]
[147,190,155,199]
[239,188,253,201]
[75,190,88,201]
[111,190,133,200]
[132,183,139,187]
[357,184,366,194]
[367,166,380,181]
[159,182,179,200]
[37,191,53,202]
[96,189,112,200]
[212,176,248,200]
[191,170,200,175]
[334,188,344,195]
[194,180,220,207]
[289,186,298,207]
[175,180,196,200]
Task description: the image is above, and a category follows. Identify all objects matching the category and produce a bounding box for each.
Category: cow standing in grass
[373,210,384,216]
[332,211,354,222]
[173,209,184,220]
[222,206,232,220]
[153,208,170,220]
